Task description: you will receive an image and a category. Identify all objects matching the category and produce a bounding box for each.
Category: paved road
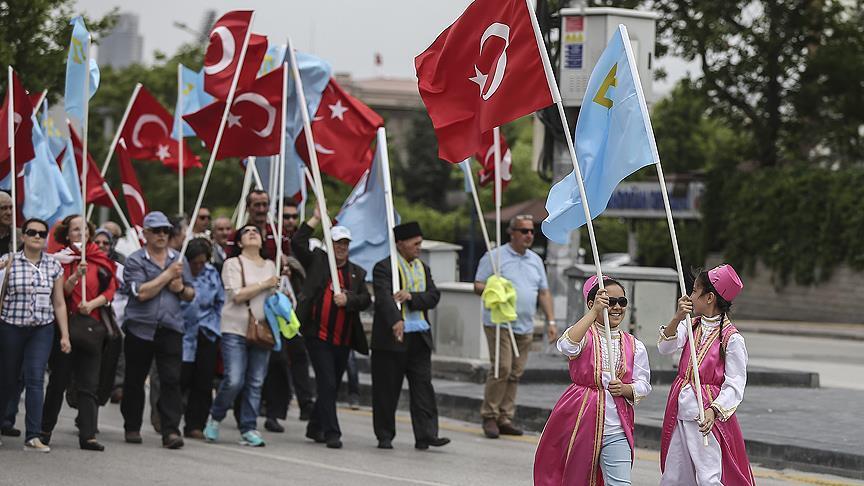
[745,332,864,390]
[2,400,861,485]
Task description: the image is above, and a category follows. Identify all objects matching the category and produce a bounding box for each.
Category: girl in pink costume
[658,264,754,485]
[534,276,651,486]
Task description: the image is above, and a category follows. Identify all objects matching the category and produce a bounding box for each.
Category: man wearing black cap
[371,222,449,450]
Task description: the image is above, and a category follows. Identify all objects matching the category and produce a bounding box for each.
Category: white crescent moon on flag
[314,144,335,155]
[204,26,235,75]
[122,183,146,215]
[479,23,510,100]
[232,93,276,138]
[482,146,513,182]
[131,115,169,148]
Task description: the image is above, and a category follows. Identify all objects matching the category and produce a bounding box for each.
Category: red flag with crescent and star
[414,0,553,163]
[117,138,148,235]
[295,78,383,186]
[0,70,36,178]
[476,129,512,192]
[203,10,267,100]
[119,86,202,172]
[67,122,112,208]
[183,67,284,160]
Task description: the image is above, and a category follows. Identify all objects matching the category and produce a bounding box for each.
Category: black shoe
[299,404,313,422]
[80,439,105,451]
[326,438,342,449]
[416,437,451,450]
[162,433,184,449]
[264,418,284,433]
[305,429,326,443]
[40,431,52,446]
[124,431,143,444]
[377,439,393,449]
[1,427,21,437]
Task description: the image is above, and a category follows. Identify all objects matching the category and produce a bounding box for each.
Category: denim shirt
[181,263,224,362]
[123,248,194,341]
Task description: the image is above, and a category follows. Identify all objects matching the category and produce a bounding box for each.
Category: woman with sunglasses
[0,218,70,452]
[534,276,651,486]
[204,224,278,447]
[41,215,117,451]
[658,265,754,485]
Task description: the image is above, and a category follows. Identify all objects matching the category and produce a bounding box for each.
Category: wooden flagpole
[286,37,341,294]
[524,0,616,379]
[181,13,255,258]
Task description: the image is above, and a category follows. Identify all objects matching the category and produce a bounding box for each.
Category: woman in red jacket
[41,214,117,451]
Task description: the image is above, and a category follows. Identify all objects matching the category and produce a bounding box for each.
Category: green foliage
[0,0,116,99]
[651,0,864,167]
[723,166,864,285]
[392,112,455,211]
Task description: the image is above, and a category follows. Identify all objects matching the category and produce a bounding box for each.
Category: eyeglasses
[515,228,535,235]
[149,227,172,235]
[24,229,48,238]
[283,213,299,220]
[607,297,628,308]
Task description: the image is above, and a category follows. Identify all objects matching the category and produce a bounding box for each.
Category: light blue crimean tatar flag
[64,16,100,123]
[258,43,287,76]
[541,25,656,244]
[335,145,399,281]
[173,65,214,139]
[23,116,76,224]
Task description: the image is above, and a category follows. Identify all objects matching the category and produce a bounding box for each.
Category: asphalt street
[1,398,861,485]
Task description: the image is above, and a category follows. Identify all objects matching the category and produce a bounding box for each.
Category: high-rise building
[98,13,144,69]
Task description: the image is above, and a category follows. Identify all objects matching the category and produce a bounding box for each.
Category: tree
[392,112,455,211]
[651,0,864,167]
[0,0,115,98]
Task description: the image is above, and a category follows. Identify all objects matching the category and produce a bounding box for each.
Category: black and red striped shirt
[313,264,352,346]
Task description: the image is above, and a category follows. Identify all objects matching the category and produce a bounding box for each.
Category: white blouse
[558,325,652,436]
[657,315,748,421]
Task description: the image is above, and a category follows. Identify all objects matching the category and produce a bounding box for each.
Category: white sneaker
[24,438,50,453]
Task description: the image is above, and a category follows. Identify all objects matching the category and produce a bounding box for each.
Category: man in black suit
[371,222,450,450]
[292,212,371,450]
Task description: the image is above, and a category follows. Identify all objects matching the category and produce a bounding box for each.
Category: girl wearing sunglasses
[534,275,651,486]
[658,264,754,485]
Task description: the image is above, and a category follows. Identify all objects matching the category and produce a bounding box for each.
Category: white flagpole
[234,159,255,229]
[299,164,308,222]
[181,14,255,258]
[464,161,495,268]
[7,67,17,255]
[492,126,520,371]
[177,64,184,216]
[376,127,401,311]
[33,90,48,114]
[80,39,93,302]
[249,157,282,241]
[87,83,142,221]
[275,62,289,270]
[619,25,708,443]
[287,37,341,294]
[524,0,616,378]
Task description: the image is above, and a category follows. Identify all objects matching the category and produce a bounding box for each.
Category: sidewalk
[734,319,864,341]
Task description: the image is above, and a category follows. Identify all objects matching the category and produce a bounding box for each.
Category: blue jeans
[209,333,270,433]
[0,321,55,441]
[600,432,632,485]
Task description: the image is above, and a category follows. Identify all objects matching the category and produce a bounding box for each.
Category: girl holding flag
[534,275,651,486]
[658,264,755,485]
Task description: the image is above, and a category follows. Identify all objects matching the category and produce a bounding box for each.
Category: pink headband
[583,275,611,302]
[708,264,743,302]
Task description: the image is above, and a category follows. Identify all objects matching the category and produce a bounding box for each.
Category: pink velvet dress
[660,319,755,485]
[533,326,637,486]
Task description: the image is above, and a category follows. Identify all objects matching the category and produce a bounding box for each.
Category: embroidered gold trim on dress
[658,326,677,345]
[564,390,593,464]
[711,400,737,421]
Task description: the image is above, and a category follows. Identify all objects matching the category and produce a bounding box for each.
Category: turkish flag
[295,79,383,186]
[0,70,36,178]
[184,67,284,160]
[117,139,148,232]
[67,122,112,208]
[414,0,553,163]
[476,130,512,191]
[120,86,202,171]
[203,10,267,100]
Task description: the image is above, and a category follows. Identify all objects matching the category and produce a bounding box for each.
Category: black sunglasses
[607,297,628,308]
[149,227,172,235]
[515,228,534,235]
[24,229,48,238]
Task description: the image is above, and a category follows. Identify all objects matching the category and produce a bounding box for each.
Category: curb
[347,379,863,481]
[742,327,864,342]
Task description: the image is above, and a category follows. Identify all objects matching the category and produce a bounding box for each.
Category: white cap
[331,226,352,242]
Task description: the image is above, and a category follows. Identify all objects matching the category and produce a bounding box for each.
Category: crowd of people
[0,189,448,454]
